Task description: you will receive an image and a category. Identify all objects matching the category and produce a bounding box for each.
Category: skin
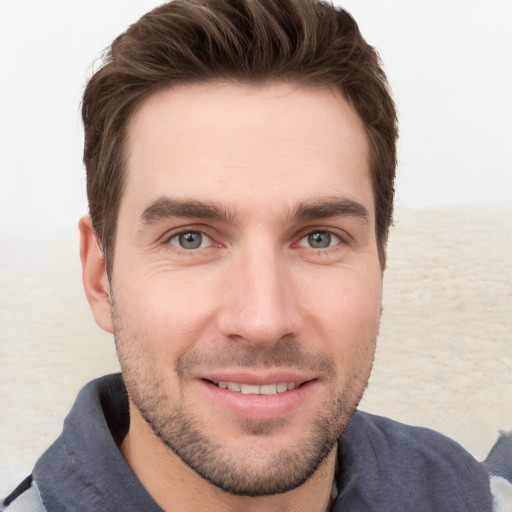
[80,82,383,512]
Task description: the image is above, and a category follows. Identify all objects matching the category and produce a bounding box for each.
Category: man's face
[109,82,382,495]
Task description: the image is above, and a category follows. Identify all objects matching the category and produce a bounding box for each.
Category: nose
[217,246,301,347]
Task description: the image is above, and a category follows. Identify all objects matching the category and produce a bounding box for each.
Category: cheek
[299,267,382,352]
[304,262,382,314]
[113,270,222,359]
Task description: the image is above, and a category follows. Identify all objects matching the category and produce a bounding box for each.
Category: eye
[298,231,341,249]
[168,231,213,250]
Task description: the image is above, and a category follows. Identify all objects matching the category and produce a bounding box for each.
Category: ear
[79,215,114,334]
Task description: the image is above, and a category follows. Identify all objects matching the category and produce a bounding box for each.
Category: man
[2,0,511,510]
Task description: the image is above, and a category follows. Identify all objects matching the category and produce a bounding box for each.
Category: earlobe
[79,215,114,334]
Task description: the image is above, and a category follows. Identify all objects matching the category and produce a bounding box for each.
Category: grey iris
[308,232,331,248]
[179,232,203,249]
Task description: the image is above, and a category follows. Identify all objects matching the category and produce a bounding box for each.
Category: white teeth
[241,384,260,394]
[259,384,277,395]
[227,382,241,392]
[276,382,288,393]
[214,381,298,395]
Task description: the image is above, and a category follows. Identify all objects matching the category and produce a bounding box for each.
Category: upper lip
[197,370,316,386]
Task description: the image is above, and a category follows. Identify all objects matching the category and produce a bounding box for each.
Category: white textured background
[1,0,511,498]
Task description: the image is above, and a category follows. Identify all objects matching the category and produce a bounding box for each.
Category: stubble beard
[113,310,375,497]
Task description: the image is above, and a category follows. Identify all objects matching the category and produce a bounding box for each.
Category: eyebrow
[139,195,370,227]
[140,197,236,225]
[291,197,370,223]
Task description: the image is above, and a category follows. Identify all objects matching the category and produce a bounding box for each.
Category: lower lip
[198,379,316,421]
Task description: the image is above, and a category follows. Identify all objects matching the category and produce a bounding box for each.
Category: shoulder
[343,410,477,461]
[2,476,46,512]
[334,411,509,511]
[345,410,505,461]
[348,411,512,479]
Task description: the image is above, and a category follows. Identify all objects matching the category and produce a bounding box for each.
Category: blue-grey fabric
[483,429,512,482]
[3,374,510,511]
[32,374,161,512]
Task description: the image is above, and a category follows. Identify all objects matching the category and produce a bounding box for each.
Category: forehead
[122,82,373,222]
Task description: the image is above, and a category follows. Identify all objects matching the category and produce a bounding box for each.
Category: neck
[120,406,337,512]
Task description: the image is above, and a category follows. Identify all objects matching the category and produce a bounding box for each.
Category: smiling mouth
[210,381,301,395]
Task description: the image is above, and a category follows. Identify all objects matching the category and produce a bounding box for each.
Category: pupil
[308,232,331,248]
[179,232,202,249]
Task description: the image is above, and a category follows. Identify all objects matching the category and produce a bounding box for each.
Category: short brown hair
[82,0,397,272]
